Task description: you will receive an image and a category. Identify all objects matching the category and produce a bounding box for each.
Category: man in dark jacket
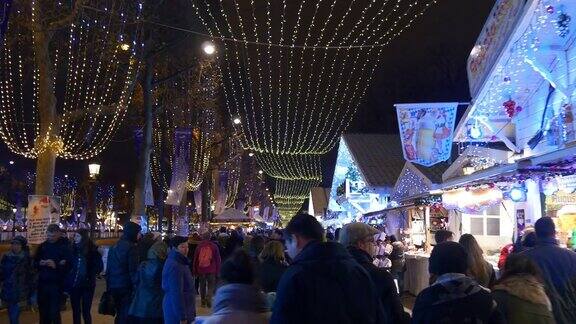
[412,242,504,324]
[106,221,141,324]
[523,217,576,324]
[271,213,384,324]
[34,224,73,324]
[339,223,410,324]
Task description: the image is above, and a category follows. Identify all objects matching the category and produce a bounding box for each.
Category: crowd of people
[0,214,575,323]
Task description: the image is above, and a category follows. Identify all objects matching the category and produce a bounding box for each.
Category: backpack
[198,245,213,268]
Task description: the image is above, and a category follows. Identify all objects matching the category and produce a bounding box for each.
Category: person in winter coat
[106,221,141,324]
[459,234,496,288]
[339,223,411,324]
[129,238,168,324]
[271,213,385,324]
[492,254,555,324]
[0,236,34,324]
[66,229,103,324]
[412,242,504,324]
[202,250,270,324]
[34,224,73,324]
[223,230,243,260]
[163,236,196,324]
[193,232,221,308]
[523,217,576,324]
[255,240,287,293]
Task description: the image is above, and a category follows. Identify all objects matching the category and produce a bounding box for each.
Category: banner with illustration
[395,102,458,167]
[26,195,61,244]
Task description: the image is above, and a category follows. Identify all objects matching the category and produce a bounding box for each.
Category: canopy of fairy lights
[0,1,143,159]
[191,0,436,220]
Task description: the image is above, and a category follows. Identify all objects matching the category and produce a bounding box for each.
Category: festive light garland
[255,153,322,180]
[0,1,143,159]
[192,0,437,155]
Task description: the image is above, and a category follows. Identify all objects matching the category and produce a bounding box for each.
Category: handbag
[98,246,116,316]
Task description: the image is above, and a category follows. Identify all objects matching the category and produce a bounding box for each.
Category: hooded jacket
[203,283,270,324]
[412,273,505,324]
[347,246,410,324]
[492,275,555,324]
[129,239,168,319]
[271,241,385,324]
[0,250,34,303]
[107,222,141,290]
[522,238,576,324]
[162,249,196,323]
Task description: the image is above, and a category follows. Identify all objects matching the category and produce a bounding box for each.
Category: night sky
[1,0,497,190]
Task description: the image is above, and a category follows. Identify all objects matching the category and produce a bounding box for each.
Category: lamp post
[88,163,101,239]
[12,208,17,238]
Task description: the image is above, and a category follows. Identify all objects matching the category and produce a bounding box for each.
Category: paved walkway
[0,279,211,324]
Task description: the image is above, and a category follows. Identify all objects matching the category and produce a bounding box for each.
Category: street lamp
[88,163,101,179]
[202,41,216,55]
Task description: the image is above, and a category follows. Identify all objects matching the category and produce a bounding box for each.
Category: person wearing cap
[339,223,410,324]
[106,221,142,324]
[34,223,73,324]
[162,236,196,324]
[1,235,34,324]
[412,242,504,324]
[271,213,384,324]
[522,217,576,324]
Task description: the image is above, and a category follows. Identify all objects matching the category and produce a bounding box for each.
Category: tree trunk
[132,60,154,223]
[201,173,212,222]
[34,30,58,196]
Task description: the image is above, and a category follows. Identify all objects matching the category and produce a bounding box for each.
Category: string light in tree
[0,1,144,160]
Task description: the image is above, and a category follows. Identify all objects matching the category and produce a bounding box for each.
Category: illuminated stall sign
[395,102,458,167]
[467,0,527,97]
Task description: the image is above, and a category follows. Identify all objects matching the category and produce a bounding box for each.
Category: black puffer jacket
[271,241,385,324]
[347,246,410,324]
[106,222,141,290]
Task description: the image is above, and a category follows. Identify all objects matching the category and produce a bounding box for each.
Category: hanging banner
[467,0,526,97]
[193,190,202,215]
[166,130,191,205]
[516,209,525,233]
[214,171,228,215]
[26,195,61,244]
[395,102,458,167]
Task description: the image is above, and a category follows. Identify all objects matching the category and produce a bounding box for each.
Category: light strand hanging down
[192,0,437,155]
[0,0,144,159]
[255,152,322,181]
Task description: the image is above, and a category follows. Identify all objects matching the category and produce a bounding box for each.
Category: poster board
[26,195,61,244]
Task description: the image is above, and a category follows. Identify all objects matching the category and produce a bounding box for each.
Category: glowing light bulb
[233,117,241,125]
[119,43,130,51]
[202,42,216,55]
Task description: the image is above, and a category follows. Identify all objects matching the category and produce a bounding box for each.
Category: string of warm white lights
[0,1,143,160]
[192,0,436,155]
[255,153,322,181]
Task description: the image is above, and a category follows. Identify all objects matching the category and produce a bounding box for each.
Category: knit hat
[147,240,168,260]
[429,241,468,276]
[47,223,62,233]
[339,222,379,247]
[11,235,27,247]
[169,236,189,249]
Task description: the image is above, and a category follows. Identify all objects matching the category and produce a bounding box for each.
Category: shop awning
[441,163,518,190]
